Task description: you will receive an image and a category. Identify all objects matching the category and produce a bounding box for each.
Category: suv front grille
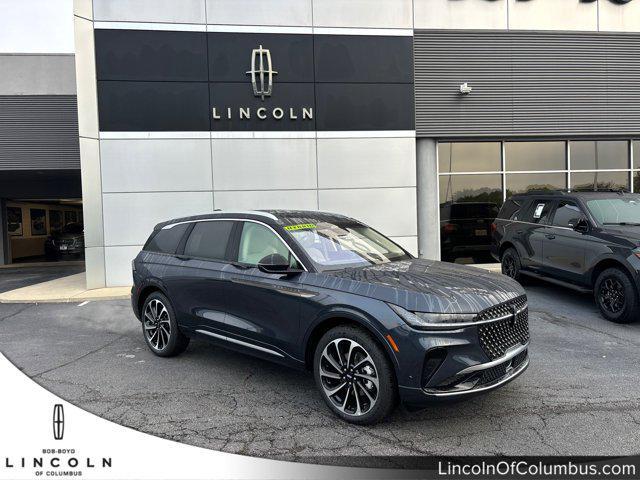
[477,296,529,360]
[477,349,528,386]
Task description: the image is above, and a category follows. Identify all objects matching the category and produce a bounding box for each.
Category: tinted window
[506,173,567,196]
[571,141,629,170]
[552,201,583,227]
[439,174,503,214]
[499,199,524,220]
[505,141,566,171]
[634,141,640,169]
[184,221,233,260]
[145,223,190,254]
[571,171,629,192]
[438,142,502,173]
[237,222,297,267]
[524,200,554,224]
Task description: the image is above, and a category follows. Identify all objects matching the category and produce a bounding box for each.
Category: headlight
[388,303,477,329]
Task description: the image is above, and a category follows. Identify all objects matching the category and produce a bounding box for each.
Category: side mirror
[257,253,303,276]
[571,218,590,233]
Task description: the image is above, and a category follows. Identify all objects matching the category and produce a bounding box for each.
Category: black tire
[313,325,396,425]
[501,247,522,282]
[594,268,638,324]
[141,292,190,357]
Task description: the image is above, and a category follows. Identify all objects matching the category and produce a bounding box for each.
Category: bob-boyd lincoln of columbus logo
[212,45,313,122]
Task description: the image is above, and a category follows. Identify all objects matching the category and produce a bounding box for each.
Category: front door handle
[545,234,556,240]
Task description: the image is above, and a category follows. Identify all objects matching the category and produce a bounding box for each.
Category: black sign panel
[95,30,414,132]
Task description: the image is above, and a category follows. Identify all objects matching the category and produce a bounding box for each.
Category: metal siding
[0,95,80,170]
[414,31,640,138]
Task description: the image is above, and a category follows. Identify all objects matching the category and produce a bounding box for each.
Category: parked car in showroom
[131,210,529,424]
[492,190,640,324]
[44,222,85,259]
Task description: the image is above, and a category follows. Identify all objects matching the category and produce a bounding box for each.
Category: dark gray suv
[132,210,529,424]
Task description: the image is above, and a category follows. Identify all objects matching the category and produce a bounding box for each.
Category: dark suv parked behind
[492,191,640,323]
[132,210,529,424]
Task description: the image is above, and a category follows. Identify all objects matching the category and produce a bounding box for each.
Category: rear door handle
[545,234,556,240]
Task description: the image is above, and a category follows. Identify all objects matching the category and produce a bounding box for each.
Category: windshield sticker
[284,223,316,231]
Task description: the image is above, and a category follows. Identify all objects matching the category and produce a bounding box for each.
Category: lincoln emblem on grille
[53,404,64,440]
[246,45,278,101]
[509,305,518,327]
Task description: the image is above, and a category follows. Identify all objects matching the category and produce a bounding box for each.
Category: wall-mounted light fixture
[459,83,473,95]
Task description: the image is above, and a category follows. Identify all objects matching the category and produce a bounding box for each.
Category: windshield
[286,221,411,271]
[63,223,83,234]
[585,196,640,225]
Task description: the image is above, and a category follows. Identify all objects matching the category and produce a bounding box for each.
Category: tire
[313,325,396,425]
[501,247,522,282]
[594,268,638,324]
[141,292,190,357]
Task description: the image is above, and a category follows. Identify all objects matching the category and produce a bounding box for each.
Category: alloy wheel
[143,299,171,350]
[319,338,379,417]
[599,277,626,314]
[503,256,516,278]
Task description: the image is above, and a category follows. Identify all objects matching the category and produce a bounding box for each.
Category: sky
[0,0,74,54]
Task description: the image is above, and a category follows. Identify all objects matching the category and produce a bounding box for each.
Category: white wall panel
[317,137,416,189]
[101,139,212,193]
[414,0,507,30]
[103,191,213,246]
[508,0,597,31]
[312,0,413,29]
[105,246,140,286]
[318,187,417,237]
[79,138,103,248]
[84,246,105,289]
[214,190,318,210]
[599,1,640,32]
[73,16,98,139]
[93,0,206,24]
[212,138,317,191]
[390,236,418,257]
[206,0,312,26]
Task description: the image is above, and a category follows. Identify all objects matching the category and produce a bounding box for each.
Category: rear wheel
[594,268,638,324]
[142,292,190,356]
[313,325,396,425]
[501,247,522,282]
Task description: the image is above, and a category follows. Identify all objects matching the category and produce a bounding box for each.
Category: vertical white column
[416,138,441,260]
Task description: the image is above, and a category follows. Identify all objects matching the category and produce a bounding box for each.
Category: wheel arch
[499,241,517,259]
[136,283,168,317]
[590,257,636,288]
[303,310,398,375]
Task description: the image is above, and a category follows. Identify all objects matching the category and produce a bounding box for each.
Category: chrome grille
[477,296,529,360]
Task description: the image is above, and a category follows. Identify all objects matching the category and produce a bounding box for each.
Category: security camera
[459,83,473,94]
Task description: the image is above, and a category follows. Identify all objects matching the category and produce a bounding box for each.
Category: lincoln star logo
[246,45,277,101]
[53,404,64,440]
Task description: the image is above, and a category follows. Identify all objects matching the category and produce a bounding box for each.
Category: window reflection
[571,141,628,170]
[439,174,502,264]
[634,141,640,169]
[505,142,565,171]
[571,171,629,191]
[506,173,567,197]
[438,142,501,173]
[635,172,639,193]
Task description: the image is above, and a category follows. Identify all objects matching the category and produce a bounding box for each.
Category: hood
[599,225,640,247]
[50,232,83,240]
[319,259,525,314]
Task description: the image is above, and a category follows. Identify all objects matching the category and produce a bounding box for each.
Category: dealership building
[1,0,640,287]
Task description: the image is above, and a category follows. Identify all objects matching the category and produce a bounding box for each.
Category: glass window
[30,208,47,235]
[634,172,639,193]
[524,200,554,224]
[184,221,234,260]
[7,207,23,236]
[552,201,583,228]
[145,223,190,254]
[50,210,63,232]
[288,222,408,271]
[439,174,503,208]
[238,222,296,267]
[633,141,640,169]
[585,196,640,225]
[505,142,566,171]
[506,173,567,196]
[438,142,502,173]
[571,171,629,191]
[571,141,628,170]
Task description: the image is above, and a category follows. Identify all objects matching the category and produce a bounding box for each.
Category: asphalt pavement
[0,278,639,461]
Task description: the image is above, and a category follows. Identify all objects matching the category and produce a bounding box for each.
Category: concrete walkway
[0,272,130,303]
[0,263,501,304]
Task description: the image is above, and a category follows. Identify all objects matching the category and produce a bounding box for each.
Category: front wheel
[594,268,638,324]
[313,326,397,425]
[142,292,190,356]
